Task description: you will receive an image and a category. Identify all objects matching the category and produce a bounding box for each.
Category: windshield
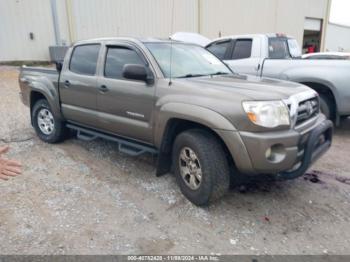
[145,43,231,78]
[268,37,301,59]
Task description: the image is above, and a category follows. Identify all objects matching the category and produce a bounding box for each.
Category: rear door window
[69,44,100,75]
[231,39,252,59]
[104,46,145,79]
[206,40,231,60]
[268,38,291,59]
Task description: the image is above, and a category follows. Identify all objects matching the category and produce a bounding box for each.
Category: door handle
[99,85,109,93]
[64,80,71,87]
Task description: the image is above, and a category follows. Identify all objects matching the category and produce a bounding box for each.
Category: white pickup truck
[204,34,350,123]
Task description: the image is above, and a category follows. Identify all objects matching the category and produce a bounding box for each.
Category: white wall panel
[0,0,198,61]
[304,0,328,19]
[326,23,350,51]
[200,0,277,38]
[0,0,55,61]
[0,0,330,61]
[200,0,328,45]
[69,0,198,41]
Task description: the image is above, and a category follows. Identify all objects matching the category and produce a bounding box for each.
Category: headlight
[242,101,290,128]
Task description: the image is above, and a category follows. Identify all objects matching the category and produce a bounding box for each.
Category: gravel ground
[0,66,349,255]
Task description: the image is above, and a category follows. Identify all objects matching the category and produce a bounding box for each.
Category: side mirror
[122,64,154,85]
[55,61,63,72]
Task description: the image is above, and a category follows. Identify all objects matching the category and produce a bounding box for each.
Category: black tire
[172,129,230,206]
[319,94,335,120]
[32,99,68,143]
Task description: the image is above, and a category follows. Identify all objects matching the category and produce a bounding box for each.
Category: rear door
[60,44,101,127]
[223,38,261,76]
[207,38,262,76]
[96,43,155,143]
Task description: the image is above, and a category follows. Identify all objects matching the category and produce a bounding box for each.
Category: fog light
[318,134,326,146]
[265,147,272,159]
[266,144,286,163]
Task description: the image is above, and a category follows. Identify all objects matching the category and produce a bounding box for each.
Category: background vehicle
[302,52,350,60]
[19,38,332,206]
[205,34,350,123]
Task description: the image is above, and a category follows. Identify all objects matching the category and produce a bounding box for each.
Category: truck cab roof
[73,37,188,46]
[210,33,294,44]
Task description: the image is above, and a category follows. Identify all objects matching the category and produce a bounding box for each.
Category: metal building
[0,0,336,61]
[326,23,350,51]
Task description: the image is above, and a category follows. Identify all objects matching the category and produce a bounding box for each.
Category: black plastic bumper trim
[276,119,333,180]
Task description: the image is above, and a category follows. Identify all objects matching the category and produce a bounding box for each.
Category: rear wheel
[172,129,230,206]
[32,99,68,143]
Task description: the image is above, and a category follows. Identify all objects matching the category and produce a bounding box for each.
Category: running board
[66,124,158,157]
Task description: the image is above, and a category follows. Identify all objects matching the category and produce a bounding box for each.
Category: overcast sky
[329,0,350,26]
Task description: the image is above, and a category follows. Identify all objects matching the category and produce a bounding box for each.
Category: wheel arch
[30,91,49,125]
[154,103,236,145]
[30,91,47,108]
[155,117,236,177]
[29,88,63,124]
[299,81,337,119]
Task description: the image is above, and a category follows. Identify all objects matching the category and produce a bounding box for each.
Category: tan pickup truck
[19,37,333,206]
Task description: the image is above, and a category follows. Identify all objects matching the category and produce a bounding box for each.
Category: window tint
[206,41,231,59]
[70,44,100,75]
[104,47,145,79]
[231,39,252,59]
[268,38,290,59]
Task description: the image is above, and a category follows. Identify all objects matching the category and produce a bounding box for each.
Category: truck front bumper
[216,116,333,178]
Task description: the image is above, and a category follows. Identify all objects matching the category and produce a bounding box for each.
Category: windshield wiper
[177,74,207,78]
[210,71,230,76]
[177,72,230,78]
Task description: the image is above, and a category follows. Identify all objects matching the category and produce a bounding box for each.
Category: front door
[60,44,101,127]
[96,44,155,144]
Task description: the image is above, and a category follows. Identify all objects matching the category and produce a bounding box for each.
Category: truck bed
[20,65,58,78]
[18,66,60,108]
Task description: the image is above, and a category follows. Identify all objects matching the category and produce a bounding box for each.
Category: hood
[174,74,311,101]
[160,73,316,132]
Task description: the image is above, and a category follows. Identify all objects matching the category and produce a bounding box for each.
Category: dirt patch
[335,176,350,185]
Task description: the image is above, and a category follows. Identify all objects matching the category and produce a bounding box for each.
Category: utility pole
[65,0,76,44]
[321,0,332,51]
[197,0,201,34]
[50,0,61,46]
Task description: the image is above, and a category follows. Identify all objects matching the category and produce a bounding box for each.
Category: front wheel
[319,94,335,120]
[172,129,230,206]
[32,99,67,143]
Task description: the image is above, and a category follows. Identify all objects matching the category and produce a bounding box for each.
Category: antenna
[169,0,175,86]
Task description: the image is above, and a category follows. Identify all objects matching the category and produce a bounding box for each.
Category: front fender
[290,76,338,99]
[154,102,236,148]
[281,68,341,112]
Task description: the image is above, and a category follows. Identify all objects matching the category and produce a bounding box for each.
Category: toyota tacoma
[19,38,333,206]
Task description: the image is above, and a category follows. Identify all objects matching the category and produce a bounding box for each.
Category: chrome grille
[295,97,319,126]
